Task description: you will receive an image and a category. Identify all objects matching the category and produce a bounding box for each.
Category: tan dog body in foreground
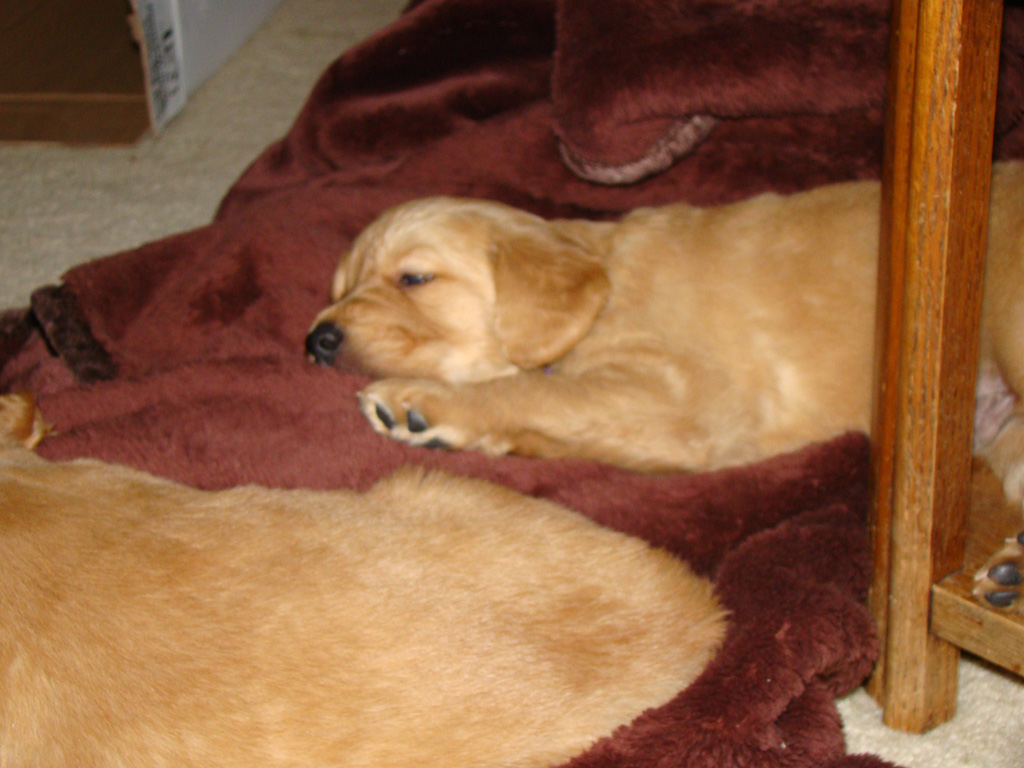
[307,161,1024,605]
[0,394,724,767]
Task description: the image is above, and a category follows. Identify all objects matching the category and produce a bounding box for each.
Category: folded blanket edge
[557,115,718,185]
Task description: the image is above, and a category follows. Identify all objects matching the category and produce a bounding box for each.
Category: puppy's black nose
[306,322,344,365]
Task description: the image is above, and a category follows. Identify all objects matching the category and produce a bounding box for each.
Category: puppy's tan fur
[0,393,725,767]
[311,162,1024,497]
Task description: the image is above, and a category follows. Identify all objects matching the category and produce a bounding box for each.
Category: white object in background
[129,0,283,134]
[130,0,187,133]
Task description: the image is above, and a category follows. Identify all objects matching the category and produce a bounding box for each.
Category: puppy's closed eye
[398,273,435,287]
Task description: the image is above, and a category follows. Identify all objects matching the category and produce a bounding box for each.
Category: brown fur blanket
[3,0,1023,765]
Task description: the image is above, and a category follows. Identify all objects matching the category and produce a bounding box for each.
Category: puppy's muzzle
[306,322,345,366]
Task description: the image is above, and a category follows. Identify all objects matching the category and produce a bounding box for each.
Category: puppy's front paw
[358,380,469,452]
[973,531,1024,612]
[0,393,50,448]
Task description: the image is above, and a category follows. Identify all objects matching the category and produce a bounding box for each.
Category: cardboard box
[0,0,283,144]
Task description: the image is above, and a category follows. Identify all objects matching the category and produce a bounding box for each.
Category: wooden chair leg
[868,0,1003,733]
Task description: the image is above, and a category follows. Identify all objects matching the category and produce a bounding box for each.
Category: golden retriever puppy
[0,393,725,767]
[306,161,1024,609]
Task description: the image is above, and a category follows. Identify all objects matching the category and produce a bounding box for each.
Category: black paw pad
[984,590,1018,608]
[375,403,396,430]
[407,409,429,433]
[987,561,1022,587]
[423,438,450,450]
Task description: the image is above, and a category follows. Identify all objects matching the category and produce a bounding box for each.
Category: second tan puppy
[0,393,725,767]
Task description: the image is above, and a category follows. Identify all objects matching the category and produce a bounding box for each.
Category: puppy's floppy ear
[491,228,610,369]
[330,246,358,301]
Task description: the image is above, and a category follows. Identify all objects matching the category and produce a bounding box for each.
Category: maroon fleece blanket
[4,0,1024,765]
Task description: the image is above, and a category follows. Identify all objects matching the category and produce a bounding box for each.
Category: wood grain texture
[866,0,917,705]
[869,0,1003,733]
[932,575,1024,676]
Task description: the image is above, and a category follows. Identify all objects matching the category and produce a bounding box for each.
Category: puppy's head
[306,197,610,382]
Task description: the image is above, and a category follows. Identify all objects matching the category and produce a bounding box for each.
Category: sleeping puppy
[306,161,1024,610]
[0,393,725,767]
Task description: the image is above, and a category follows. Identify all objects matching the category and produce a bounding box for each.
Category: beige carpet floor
[1,1,1021,765]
